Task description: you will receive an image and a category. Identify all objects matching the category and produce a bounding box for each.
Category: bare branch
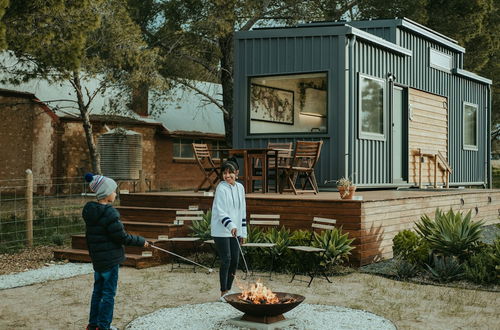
[172,78,228,116]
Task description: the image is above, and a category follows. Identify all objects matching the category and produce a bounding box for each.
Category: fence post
[26,169,33,247]
[138,169,146,193]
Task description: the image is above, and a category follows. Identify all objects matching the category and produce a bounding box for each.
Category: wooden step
[71,234,158,255]
[116,206,182,223]
[53,248,162,269]
[122,221,185,238]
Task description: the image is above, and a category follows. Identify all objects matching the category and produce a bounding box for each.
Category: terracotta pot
[338,186,356,199]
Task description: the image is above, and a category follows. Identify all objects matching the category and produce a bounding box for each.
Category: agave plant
[246,225,265,243]
[189,210,211,240]
[393,229,429,266]
[426,254,464,283]
[264,227,292,257]
[415,208,484,260]
[312,227,354,266]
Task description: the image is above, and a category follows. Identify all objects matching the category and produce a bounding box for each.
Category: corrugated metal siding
[234,34,342,184]
[398,29,487,185]
[353,41,402,185]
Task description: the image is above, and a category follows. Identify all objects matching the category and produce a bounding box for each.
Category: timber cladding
[121,190,500,266]
[409,88,448,186]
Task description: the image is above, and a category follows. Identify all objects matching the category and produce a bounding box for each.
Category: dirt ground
[1,263,499,330]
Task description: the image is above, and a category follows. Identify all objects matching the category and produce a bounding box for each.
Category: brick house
[0,82,225,191]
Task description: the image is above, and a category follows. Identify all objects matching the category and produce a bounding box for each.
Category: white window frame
[463,102,478,151]
[173,138,224,159]
[429,48,452,73]
[358,73,386,141]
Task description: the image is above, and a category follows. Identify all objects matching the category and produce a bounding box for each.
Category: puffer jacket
[82,202,145,272]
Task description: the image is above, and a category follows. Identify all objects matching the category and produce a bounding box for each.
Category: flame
[238,279,279,304]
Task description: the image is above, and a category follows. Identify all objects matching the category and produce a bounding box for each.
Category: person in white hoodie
[211,158,247,301]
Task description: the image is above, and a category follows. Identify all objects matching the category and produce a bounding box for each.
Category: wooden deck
[119,189,500,266]
[54,188,500,267]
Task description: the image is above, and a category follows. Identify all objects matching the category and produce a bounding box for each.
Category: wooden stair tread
[53,248,152,260]
[71,234,162,243]
[122,221,181,227]
[116,206,183,211]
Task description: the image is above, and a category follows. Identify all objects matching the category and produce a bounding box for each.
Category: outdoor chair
[281,140,323,194]
[192,143,221,192]
[251,142,293,192]
[242,214,280,279]
[166,209,204,272]
[288,216,336,287]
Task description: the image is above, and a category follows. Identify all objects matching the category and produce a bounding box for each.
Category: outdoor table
[209,148,284,193]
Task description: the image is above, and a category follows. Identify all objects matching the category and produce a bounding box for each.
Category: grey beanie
[88,175,117,200]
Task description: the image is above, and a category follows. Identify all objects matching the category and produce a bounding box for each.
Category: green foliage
[464,243,499,284]
[312,227,355,266]
[393,257,419,280]
[246,225,265,244]
[393,229,429,266]
[415,209,485,260]
[264,227,293,257]
[0,0,8,49]
[51,233,66,246]
[189,210,212,240]
[426,255,465,283]
[290,229,311,246]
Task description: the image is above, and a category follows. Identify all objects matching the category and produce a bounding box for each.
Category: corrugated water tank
[98,128,143,180]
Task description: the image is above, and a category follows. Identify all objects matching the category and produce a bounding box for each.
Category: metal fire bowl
[224,292,305,317]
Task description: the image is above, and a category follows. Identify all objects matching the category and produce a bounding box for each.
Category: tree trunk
[72,72,101,174]
[218,33,234,148]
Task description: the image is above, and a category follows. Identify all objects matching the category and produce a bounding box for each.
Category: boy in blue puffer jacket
[83,173,149,330]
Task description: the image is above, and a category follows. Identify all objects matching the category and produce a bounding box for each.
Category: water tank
[98,128,143,180]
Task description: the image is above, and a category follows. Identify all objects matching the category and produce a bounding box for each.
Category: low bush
[393,257,419,280]
[426,254,464,283]
[189,210,211,240]
[393,230,429,267]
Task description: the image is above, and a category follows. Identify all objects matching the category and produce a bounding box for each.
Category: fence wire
[0,175,106,252]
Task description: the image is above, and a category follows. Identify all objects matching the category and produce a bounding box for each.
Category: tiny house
[233,18,492,189]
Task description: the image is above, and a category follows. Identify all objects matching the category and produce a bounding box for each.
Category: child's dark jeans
[89,264,119,329]
[214,236,240,292]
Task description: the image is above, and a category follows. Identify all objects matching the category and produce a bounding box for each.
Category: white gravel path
[0,263,93,289]
[126,302,396,330]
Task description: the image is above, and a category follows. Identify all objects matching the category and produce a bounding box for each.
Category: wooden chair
[288,217,336,287]
[192,143,220,192]
[281,141,323,194]
[166,209,204,272]
[251,142,293,192]
[242,214,280,279]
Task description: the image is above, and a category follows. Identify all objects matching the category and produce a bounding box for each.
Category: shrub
[415,208,484,260]
[393,257,419,280]
[426,254,464,283]
[290,229,310,246]
[246,225,265,243]
[51,233,66,246]
[189,210,211,240]
[393,230,429,266]
[312,227,354,267]
[464,243,498,284]
[264,227,292,258]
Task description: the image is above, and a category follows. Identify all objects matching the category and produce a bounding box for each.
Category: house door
[392,86,406,183]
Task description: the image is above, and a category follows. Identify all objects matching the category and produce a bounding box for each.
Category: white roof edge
[400,19,465,53]
[348,26,413,57]
[453,68,492,85]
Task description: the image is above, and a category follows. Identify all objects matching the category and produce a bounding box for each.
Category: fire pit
[224,280,305,324]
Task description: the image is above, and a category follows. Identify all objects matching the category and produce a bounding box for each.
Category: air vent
[98,128,142,180]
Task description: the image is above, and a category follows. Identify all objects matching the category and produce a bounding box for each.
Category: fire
[238,280,279,304]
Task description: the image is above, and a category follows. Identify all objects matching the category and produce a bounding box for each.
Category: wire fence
[0,172,100,252]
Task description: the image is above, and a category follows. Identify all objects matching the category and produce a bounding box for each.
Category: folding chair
[192,143,221,192]
[288,217,336,287]
[242,214,280,279]
[267,142,293,192]
[166,209,204,272]
[281,141,323,194]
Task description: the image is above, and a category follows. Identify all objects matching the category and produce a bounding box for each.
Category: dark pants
[214,236,240,292]
[89,264,119,329]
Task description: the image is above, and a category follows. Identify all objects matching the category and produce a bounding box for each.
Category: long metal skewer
[150,244,213,273]
[234,236,250,277]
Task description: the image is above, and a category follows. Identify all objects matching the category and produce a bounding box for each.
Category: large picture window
[463,102,478,150]
[249,73,327,134]
[359,74,385,140]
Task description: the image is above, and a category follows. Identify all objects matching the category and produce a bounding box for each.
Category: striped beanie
[85,173,117,200]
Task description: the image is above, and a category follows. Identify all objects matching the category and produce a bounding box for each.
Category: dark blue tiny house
[233,18,492,189]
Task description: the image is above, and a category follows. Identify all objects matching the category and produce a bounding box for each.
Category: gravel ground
[126,302,396,330]
[0,262,93,289]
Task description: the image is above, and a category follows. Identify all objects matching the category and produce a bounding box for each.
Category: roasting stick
[234,236,250,277]
[149,244,214,273]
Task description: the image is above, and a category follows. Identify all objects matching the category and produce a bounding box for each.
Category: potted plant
[336,176,356,200]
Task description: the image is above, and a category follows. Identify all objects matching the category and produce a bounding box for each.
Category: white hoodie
[210,181,247,238]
